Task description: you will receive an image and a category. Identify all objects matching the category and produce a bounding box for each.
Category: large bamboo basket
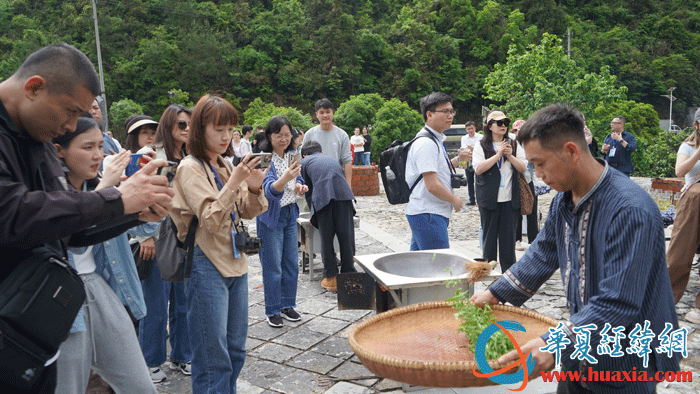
[348,301,558,387]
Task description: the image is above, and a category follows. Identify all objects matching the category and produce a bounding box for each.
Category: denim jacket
[258,160,303,229]
[67,222,157,333]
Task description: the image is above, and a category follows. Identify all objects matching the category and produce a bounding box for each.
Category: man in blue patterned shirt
[471,105,681,394]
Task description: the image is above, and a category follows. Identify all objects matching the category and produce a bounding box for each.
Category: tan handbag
[517,172,534,215]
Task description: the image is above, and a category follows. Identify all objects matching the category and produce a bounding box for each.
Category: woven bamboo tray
[348,301,558,388]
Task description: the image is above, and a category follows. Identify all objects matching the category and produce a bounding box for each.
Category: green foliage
[633,130,690,178]
[2,0,700,130]
[484,34,627,120]
[370,98,423,162]
[109,99,144,143]
[446,286,514,359]
[334,93,386,133]
[242,98,314,131]
[589,100,662,143]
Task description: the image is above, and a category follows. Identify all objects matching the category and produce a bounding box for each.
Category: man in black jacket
[0,44,173,393]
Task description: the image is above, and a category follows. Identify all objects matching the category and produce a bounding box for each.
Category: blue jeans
[406,213,450,251]
[353,152,364,165]
[256,205,299,316]
[185,247,248,394]
[363,152,371,165]
[139,259,191,367]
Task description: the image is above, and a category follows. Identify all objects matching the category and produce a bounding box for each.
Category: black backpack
[379,129,438,204]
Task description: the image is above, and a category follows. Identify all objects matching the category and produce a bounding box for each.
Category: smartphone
[125,153,150,176]
[250,152,272,169]
[288,152,301,167]
[157,161,178,187]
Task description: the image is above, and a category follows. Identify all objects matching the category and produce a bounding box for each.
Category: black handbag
[130,242,153,281]
[0,246,86,389]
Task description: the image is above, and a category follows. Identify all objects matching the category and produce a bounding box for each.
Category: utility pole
[567,28,571,57]
[91,0,108,127]
[661,87,676,132]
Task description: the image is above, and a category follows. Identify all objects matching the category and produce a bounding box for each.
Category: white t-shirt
[232,140,252,157]
[71,246,96,275]
[302,125,352,166]
[678,142,700,186]
[471,133,527,203]
[350,135,365,153]
[404,127,453,218]
[460,133,483,149]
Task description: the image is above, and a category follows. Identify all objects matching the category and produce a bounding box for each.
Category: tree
[109,99,144,144]
[334,93,386,133]
[242,98,314,131]
[484,34,627,120]
[370,98,423,162]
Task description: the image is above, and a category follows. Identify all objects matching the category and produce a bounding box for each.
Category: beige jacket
[171,156,267,277]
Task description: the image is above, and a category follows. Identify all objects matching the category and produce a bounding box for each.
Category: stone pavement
[154,177,700,394]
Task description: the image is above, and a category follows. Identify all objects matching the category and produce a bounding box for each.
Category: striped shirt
[490,160,681,394]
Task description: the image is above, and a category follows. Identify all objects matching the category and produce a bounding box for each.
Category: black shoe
[467,201,476,206]
[280,307,301,322]
[266,314,284,328]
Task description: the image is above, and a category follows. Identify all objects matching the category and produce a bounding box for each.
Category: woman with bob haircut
[256,116,307,327]
[170,95,267,393]
[472,110,527,273]
[136,104,193,381]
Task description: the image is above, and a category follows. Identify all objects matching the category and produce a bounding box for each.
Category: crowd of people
[0,42,695,394]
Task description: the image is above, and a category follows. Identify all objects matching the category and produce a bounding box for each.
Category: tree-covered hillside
[1,0,698,128]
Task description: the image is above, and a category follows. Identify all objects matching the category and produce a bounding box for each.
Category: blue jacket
[300,153,355,226]
[68,222,157,333]
[258,160,303,229]
[490,162,680,393]
[603,130,636,174]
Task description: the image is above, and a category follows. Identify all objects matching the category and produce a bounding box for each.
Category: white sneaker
[686,308,700,324]
[149,366,166,383]
[515,241,525,251]
[170,361,191,376]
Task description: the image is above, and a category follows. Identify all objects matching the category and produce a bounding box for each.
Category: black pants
[515,181,539,243]
[480,201,518,272]
[465,168,476,203]
[314,200,356,278]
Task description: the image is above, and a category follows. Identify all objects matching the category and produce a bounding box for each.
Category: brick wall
[351,165,380,196]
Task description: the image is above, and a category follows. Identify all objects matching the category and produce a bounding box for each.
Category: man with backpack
[404,92,463,250]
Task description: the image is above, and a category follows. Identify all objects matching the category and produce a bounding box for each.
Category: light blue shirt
[67,222,157,332]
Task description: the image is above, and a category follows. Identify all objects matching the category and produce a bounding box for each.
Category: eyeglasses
[610,121,622,125]
[177,120,188,130]
[432,109,457,116]
[271,133,292,140]
[491,120,510,127]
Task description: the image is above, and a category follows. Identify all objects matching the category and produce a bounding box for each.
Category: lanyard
[423,127,455,173]
[492,144,503,170]
[563,200,593,309]
[208,163,236,221]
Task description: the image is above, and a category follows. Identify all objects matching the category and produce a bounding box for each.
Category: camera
[451,173,468,188]
[234,223,262,254]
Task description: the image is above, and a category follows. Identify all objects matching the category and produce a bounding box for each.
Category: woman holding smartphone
[136,105,193,382]
[256,116,307,327]
[170,95,267,393]
[472,110,527,273]
[52,116,156,393]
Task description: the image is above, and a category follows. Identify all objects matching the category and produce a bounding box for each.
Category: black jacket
[474,138,521,211]
[0,99,140,280]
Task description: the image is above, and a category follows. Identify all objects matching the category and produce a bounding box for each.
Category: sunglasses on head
[177,120,188,130]
[492,119,510,127]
